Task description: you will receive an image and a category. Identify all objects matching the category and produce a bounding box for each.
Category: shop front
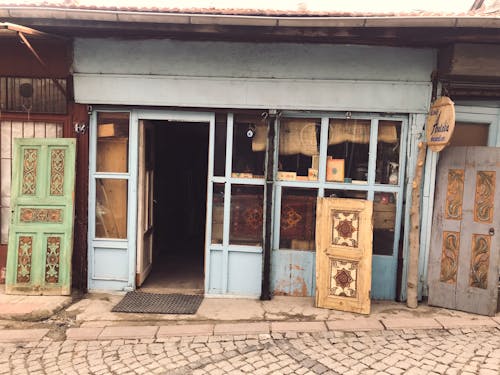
[75,38,435,301]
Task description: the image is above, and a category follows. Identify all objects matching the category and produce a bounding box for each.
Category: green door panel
[5,138,76,295]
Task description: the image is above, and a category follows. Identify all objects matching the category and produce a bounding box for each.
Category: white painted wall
[73,39,435,113]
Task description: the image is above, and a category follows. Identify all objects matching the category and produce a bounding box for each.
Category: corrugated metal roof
[0,0,497,17]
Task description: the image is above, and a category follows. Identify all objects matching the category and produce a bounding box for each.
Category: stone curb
[0,296,75,322]
[1,317,498,342]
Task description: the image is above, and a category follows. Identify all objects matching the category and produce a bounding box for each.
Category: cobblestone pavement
[0,326,499,375]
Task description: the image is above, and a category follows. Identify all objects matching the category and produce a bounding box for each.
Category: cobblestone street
[0,326,499,375]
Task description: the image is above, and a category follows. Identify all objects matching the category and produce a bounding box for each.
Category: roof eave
[1,6,499,29]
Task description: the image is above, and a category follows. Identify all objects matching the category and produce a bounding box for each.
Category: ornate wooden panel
[45,236,61,283]
[332,211,359,248]
[20,208,63,223]
[21,148,38,195]
[16,236,33,283]
[428,146,500,316]
[439,231,460,284]
[329,259,358,298]
[50,149,65,196]
[469,234,491,289]
[6,139,76,295]
[316,198,372,314]
[474,171,495,223]
[445,169,464,220]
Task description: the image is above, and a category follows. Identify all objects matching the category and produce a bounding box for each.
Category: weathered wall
[73,39,435,113]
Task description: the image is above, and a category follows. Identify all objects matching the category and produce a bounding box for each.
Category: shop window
[213,114,227,176]
[229,185,264,246]
[96,112,129,173]
[376,121,402,185]
[327,119,371,183]
[232,115,266,178]
[95,178,128,239]
[373,192,397,255]
[279,188,317,251]
[277,118,320,181]
[211,183,224,244]
[0,120,63,243]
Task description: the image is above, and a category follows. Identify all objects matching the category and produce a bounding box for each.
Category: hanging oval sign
[426,96,456,152]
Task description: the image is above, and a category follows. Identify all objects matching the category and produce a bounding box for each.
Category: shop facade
[74,38,434,300]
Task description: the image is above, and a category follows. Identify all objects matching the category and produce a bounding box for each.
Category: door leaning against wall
[428,146,500,316]
[6,138,76,295]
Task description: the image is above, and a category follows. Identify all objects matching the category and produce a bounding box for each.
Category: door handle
[489,228,495,236]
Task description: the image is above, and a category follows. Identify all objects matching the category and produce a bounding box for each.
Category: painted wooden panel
[227,251,262,296]
[371,255,396,300]
[74,74,432,113]
[93,247,128,281]
[5,139,76,295]
[271,250,315,297]
[315,198,373,314]
[428,146,500,316]
[74,39,435,82]
[208,250,223,293]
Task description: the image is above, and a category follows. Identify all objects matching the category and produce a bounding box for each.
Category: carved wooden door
[315,198,373,314]
[428,147,500,316]
[5,138,76,295]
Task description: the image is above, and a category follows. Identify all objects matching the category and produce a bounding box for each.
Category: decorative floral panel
[45,236,61,283]
[20,208,63,223]
[16,236,33,283]
[439,231,460,284]
[329,258,358,298]
[474,171,495,223]
[21,148,38,195]
[50,149,65,196]
[445,169,464,220]
[469,234,491,289]
[331,210,359,248]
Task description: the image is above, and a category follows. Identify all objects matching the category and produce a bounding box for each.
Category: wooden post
[407,141,427,308]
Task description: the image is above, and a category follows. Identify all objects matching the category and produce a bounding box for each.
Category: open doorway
[138,121,209,294]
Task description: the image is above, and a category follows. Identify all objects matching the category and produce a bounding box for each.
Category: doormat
[111,292,203,314]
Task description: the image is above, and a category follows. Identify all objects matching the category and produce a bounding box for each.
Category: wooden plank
[439,44,500,78]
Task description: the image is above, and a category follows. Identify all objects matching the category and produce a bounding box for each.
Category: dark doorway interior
[140,121,208,294]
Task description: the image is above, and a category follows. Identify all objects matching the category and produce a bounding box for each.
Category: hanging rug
[111,291,203,314]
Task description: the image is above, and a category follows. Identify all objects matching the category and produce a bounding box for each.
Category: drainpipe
[260,110,277,300]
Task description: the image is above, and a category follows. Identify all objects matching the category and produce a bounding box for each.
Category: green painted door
[6,138,76,295]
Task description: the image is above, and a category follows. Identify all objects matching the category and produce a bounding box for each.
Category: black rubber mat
[111,291,203,314]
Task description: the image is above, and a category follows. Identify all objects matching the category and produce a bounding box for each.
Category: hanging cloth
[252,120,318,156]
[328,119,398,145]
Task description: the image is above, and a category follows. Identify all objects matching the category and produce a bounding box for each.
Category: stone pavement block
[381,318,442,330]
[491,317,500,326]
[271,321,326,333]
[66,327,103,341]
[435,317,497,329]
[98,325,158,340]
[326,318,384,332]
[214,322,269,336]
[157,324,214,338]
[0,329,49,342]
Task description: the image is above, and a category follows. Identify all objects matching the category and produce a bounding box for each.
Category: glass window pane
[96,112,129,173]
[278,118,320,181]
[214,114,227,177]
[229,185,264,245]
[373,192,397,255]
[279,188,317,251]
[211,183,224,244]
[376,121,402,185]
[324,190,367,200]
[96,178,128,239]
[232,115,266,178]
[327,119,370,183]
